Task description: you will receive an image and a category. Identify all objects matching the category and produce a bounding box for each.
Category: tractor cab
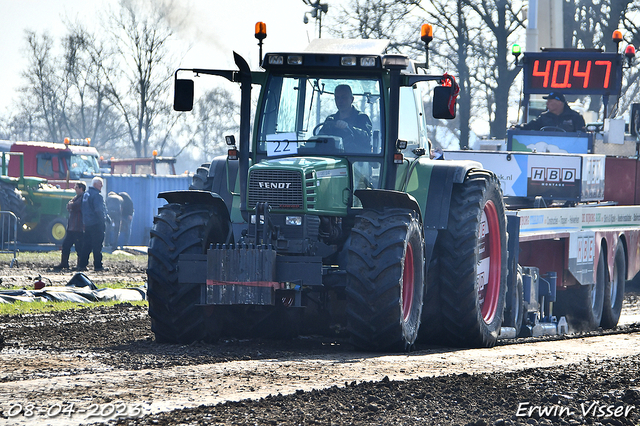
[174,32,456,218]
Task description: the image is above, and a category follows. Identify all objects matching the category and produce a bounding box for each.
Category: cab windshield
[257,76,383,157]
[67,154,100,178]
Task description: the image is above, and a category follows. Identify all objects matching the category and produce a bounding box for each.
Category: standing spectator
[78,177,108,272]
[106,191,123,248]
[53,182,86,270]
[118,191,134,247]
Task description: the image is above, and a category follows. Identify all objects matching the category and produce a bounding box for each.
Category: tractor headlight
[285,216,302,226]
[250,215,265,224]
[268,55,284,65]
[341,56,357,66]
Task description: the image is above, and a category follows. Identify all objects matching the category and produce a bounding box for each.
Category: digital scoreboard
[522,51,623,96]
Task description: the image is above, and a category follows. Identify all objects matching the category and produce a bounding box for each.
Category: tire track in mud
[2,331,640,425]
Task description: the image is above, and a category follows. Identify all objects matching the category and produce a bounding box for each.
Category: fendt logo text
[258,182,292,189]
[530,167,577,183]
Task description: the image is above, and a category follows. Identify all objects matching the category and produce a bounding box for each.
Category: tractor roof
[304,39,390,56]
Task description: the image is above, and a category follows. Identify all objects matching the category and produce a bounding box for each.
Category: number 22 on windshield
[266,133,298,156]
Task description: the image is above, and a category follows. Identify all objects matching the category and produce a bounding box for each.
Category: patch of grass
[1,281,146,291]
[0,250,148,268]
[0,299,148,316]
[100,280,146,289]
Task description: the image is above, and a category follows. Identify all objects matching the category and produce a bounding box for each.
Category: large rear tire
[0,182,26,229]
[346,208,424,352]
[147,203,228,344]
[436,171,508,348]
[555,245,606,332]
[601,243,625,329]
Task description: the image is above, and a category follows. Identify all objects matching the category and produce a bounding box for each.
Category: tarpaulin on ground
[0,285,146,304]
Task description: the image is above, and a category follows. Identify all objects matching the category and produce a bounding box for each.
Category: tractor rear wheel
[555,246,606,332]
[346,208,424,352]
[0,182,26,223]
[147,203,228,344]
[601,243,625,329]
[437,171,507,348]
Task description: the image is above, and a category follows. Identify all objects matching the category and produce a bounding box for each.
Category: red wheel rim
[479,200,501,324]
[402,243,415,322]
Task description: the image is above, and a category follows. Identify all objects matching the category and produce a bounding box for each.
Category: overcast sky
[0,0,332,114]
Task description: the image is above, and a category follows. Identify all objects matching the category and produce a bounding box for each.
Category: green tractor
[1,152,75,244]
[148,27,508,351]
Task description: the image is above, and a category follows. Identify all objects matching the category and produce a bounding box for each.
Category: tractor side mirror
[174,79,194,112]
[432,85,456,119]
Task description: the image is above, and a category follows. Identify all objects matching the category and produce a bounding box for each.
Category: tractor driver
[517,92,586,132]
[319,84,373,152]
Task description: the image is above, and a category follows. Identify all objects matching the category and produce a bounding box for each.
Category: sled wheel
[347,208,424,352]
[601,242,626,329]
[437,171,507,348]
[503,266,525,337]
[556,245,606,332]
[147,203,229,344]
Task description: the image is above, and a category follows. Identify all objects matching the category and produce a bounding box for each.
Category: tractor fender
[158,190,231,225]
[208,156,239,212]
[354,189,422,221]
[404,159,483,231]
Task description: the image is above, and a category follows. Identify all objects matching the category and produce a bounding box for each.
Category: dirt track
[0,256,640,425]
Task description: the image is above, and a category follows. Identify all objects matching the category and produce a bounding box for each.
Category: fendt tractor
[148,24,640,352]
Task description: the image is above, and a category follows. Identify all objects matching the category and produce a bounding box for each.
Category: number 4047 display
[523,52,622,95]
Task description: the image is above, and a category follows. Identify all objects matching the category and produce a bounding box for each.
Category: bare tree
[463,0,525,139]
[21,31,65,142]
[327,0,422,51]
[8,25,123,147]
[424,0,475,148]
[59,22,124,149]
[563,0,640,118]
[175,87,240,164]
[103,3,175,158]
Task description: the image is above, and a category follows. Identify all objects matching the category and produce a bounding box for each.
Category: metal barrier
[0,211,19,267]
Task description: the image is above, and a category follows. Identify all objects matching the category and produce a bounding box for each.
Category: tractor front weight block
[205,244,280,305]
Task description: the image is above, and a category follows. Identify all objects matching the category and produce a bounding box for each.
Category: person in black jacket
[319,84,372,152]
[518,92,586,132]
[77,177,108,272]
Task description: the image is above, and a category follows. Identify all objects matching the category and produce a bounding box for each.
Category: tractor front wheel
[555,245,606,332]
[347,208,424,352]
[147,203,228,344]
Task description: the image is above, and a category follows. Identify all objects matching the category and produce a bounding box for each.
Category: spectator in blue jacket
[77,177,108,272]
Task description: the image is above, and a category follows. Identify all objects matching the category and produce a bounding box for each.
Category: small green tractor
[1,152,75,244]
[148,27,507,351]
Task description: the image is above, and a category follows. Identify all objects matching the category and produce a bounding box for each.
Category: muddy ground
[0,254,640,425]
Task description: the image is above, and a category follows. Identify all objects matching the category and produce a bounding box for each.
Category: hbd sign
[527,156,581,200]
[530,167,577,183]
